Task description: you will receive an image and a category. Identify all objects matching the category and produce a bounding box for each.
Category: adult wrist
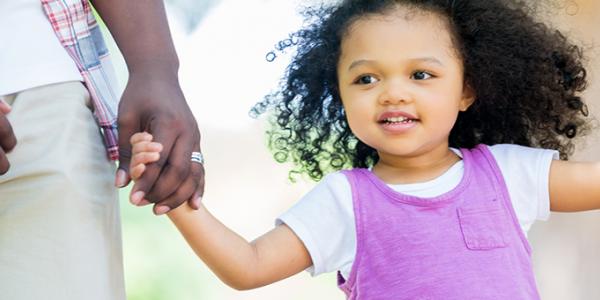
[127,68,181,86]
[127,59,180,81]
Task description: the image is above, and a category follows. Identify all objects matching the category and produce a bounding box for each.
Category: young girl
[129,0,598,298]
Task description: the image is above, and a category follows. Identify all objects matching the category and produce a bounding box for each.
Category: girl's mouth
[377,111,419,133]
[379,116,417,124]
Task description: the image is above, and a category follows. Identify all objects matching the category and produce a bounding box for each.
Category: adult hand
[0,98,16,175]
[116,73,203,214]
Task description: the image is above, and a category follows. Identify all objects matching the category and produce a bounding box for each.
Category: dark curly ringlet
[251,0,591,182]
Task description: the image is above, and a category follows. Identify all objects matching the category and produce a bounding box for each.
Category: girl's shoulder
[480,143,559,161]
[317,170,353,193]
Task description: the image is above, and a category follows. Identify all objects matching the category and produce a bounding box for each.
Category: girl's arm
[549,160,600,212]
[129,133,312,290]
[167,203,312,290]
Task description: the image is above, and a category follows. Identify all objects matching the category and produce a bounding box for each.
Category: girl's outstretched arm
[549,160,600,212]
[129,132,312,290]
[167,204,312,290]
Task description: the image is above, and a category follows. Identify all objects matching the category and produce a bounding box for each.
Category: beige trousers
[0,82,125,300]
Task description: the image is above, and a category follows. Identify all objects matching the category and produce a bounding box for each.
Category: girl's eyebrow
[409,57,445,67]
[348,59,377,71]
[348,56,445,71]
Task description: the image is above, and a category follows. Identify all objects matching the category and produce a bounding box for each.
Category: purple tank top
[338,145,540,299]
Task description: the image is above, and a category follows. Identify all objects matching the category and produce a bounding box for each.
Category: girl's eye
[411,71,433,80]
[354,75,379,85]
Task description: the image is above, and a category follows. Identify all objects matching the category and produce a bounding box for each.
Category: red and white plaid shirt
[41,0,120,160]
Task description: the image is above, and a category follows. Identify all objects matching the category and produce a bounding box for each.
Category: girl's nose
[377,80,412,105]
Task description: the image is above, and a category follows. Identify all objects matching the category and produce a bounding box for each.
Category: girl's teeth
[385,117,414,123]
[387,117,407,122]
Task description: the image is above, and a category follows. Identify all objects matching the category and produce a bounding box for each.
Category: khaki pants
[0,82,125,300]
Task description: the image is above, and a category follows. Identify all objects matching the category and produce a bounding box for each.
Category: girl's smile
[377,110,419,135]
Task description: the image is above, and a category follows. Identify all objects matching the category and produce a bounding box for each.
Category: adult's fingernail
[155,206,170,215]
[193,197,202,209]
[0,98,11,113]
[115,169,127,188]
[137,199,151,207]
[130,191,145,205]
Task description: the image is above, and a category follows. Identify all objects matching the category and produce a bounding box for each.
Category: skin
[91,0,204,214]
[0,98,15,174]
[130,6,600,291]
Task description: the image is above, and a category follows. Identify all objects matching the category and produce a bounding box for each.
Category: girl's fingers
[132,141,163,155]
[130,164,146,180]
[129,132,153,145]
[131,152,160,167]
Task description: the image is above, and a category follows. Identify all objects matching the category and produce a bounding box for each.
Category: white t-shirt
[0,0,82,96]
[277,144,559,279]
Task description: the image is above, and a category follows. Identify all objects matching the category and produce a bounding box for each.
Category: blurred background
[100,0,600,299]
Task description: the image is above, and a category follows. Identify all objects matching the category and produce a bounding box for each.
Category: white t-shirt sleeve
[276,172,355,277]
[489,144,559,233]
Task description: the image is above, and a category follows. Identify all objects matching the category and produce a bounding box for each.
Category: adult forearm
[91,0,179,76]
[168,204,261,290]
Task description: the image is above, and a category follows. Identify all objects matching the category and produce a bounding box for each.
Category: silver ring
[191,151,204,164]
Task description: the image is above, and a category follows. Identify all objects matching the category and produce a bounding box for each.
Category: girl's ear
[459,83,476,112]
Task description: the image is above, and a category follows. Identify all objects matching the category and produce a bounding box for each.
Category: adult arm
[91,0,202,213]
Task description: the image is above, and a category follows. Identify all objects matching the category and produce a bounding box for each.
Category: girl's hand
[129,132,163,181]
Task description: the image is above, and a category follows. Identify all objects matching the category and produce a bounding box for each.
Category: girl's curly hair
[251,0,590,181]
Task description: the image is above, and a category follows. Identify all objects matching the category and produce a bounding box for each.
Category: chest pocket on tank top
[457,199,509,250]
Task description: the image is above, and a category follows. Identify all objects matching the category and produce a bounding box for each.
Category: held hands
[128,132,205,214]
[129,132,162,181]
[0,98,16,174]
[116,75,204,215]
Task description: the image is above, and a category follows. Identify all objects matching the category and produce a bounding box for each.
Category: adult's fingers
[154,152,205,214]
[187,156,205,210]
[0,114,16,153]
[0,98,11,114]
[131,120,178,203]
[0,148,9,175]
[0,113,16,174]
[152,171,196,215]
[146,132,191,204]
[116,114,139,188]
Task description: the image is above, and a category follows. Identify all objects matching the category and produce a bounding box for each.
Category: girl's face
[337,7,474,162]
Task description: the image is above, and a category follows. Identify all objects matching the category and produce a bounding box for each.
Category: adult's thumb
[0,98,11,114]
[115,141,133,188]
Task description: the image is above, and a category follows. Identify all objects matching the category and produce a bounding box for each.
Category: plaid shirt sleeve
[41,0,120,160]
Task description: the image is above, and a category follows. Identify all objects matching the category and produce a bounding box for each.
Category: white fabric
[277,144,559,279]
[0,0,82,96]
[0,82,125,300]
